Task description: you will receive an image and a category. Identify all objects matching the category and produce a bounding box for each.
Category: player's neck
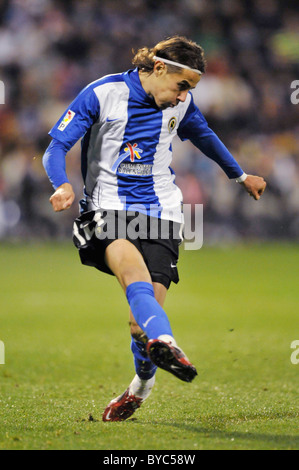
[138,70,154,97]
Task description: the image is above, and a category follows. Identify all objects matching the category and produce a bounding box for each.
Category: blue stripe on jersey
[116,71,162,214]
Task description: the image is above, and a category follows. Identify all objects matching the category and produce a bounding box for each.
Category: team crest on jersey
[112,142,143,172]
[168,117,177,133]
[58,109,75,131]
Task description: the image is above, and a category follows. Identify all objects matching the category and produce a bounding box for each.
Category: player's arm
[43,138,75,212]
[42,84,100,212]
[195,131,267,200]
[178,97,266,199]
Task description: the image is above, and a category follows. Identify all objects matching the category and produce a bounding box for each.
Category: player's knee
[105,240,151,287]
[120,266,151,289]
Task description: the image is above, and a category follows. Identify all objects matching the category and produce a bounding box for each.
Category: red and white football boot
[146,338,197,383]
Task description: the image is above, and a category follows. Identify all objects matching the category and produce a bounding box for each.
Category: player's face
[151,66,201,110]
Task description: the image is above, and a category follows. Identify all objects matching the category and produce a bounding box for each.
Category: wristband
[236,173,248,183]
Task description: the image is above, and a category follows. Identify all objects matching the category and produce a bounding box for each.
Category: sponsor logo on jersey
[168,117,177,133]
[123,142,143,162]
[112,142,144,172]
[118,163,153,176]
[58,109,76,131]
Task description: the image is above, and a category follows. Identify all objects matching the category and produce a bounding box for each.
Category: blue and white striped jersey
[45,68,244,223]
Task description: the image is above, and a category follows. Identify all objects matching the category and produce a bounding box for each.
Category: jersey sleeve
[177,95,244,179]
[42,138,70,190]
[49,83,100,149]
[44,83,101,190]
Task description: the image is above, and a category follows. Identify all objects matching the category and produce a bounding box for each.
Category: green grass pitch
[0,242,298,450]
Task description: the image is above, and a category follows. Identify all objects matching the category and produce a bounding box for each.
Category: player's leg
[102,282,166,422]
[74,211,197,421]
[129,281,167,389]
[102,239,197,421]
[104,238,197,381]
[104,239,174,341]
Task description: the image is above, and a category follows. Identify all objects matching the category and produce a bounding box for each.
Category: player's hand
[241,175,267,200]
[49,183,75,212]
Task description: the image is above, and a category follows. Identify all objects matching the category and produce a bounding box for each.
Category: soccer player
[42,36,266,422]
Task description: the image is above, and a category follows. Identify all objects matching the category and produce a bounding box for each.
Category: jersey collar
[123,68,157,107]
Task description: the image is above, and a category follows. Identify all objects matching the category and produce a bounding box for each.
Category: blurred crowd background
[0,0,299,243]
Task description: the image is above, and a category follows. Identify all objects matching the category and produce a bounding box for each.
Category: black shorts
[72,210,183,289]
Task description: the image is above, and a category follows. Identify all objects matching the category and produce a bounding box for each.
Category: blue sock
[131,337,157,380]
[126,281,173,339]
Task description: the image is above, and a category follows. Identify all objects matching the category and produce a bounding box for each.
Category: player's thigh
[104,238,152,290]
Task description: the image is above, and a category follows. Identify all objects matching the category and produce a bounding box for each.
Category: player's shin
[126,282,173,340]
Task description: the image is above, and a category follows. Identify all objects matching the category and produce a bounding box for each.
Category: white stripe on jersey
[85,81,130,211]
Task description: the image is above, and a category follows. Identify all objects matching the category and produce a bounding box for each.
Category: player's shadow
[144,411,299,449]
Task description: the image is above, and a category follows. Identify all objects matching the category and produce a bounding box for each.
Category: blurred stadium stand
[0,0,298,242]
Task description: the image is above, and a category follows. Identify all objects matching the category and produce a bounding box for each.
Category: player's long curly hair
[132,35,206,74]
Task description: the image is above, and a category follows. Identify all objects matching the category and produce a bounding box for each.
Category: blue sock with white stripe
[126,282,173,339]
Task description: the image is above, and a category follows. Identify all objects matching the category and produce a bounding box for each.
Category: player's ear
[153,60,167,76]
